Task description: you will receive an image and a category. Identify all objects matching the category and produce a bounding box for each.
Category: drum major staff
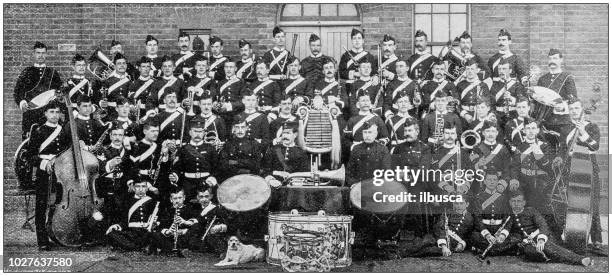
[12,26,600,267]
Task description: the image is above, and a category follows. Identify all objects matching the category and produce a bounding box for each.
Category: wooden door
[283,26,357,63]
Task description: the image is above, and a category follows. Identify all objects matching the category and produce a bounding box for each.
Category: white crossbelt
[139,169,151,175]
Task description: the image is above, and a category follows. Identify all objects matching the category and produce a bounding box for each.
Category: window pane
[432,14,450,42]
[431,46,444,57]
[303,4,319,16]
[450,14,467,39]
[450,4,466,13]
[415,14,432,39]
[283,4,301,17]
[414,4,431,13]
[338,4,358,16]
[321,4,337,17]
[432,4,449,13]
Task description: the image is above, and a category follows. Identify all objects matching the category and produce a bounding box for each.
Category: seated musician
[263,121,310,187]
[456,59,491,124]
[147,55,185,111]
[508,190,593,266]
[382,58,418,119]
[386,93,417,148]
[168,117,219,202]
[344,92,389,150]
[184,55,217,117]
[154,89,186,144]
[464,97,499,137]
[149,188,198,255]
[503,96,530,154]
[422,197,475,257]
[186,187,229,256]
[70,94,107,151]
[311,57,348,114]
[390,117,431,173]
[346,121,392,187]
[125,117,160,199]
[269,97,297,143]
[279,56,313,108]
[26,101,70,251]
[470,120,518,194]
[418,61,458,119]
[244,60,281,119]
[105,179,157,251]
[219,119,264,180]
[430,121,473,195]
[471,169,515,257]
[234,92,271,148]
[419,90,463,146]
[193,95,227,141]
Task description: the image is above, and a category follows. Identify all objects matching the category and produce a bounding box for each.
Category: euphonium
[460,129,481,149]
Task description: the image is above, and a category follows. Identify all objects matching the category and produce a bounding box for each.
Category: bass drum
[217,174,271,212]
[349,179,407,214]
[14,134,36,191]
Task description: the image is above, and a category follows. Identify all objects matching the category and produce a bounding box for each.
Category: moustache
[548,62,557,67]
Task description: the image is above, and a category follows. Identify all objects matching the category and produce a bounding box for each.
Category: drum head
[350,179,407,214]
[531,86,562,107]
[217,174,271,212]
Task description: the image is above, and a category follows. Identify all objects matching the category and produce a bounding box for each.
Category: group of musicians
[14,26,602,267]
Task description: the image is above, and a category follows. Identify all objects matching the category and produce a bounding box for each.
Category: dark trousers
[186,222,227,254]
[471,231,518,256]
[149,232,189,252]
[590,159,602,243]
[34,169,52,247]
[107,228,151,251]
[520,241,585,265]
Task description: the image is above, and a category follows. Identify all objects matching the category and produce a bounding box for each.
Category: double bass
[47,90,104,247]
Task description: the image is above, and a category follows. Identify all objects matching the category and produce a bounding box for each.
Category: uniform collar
[484,188,496,195]
[141,139,153,145]
[288,75,302,80]
[162,75,176,81]
[147,54,158,59]
[72,74,85,80]
[77,114,90,120]
[549,68,563,74]
[525,137,537,144]
[442,143,456,149]
[415,49,429,55]
[241,57,253,63]
[433,77,445,83]
[45,122,59,128]
[180,50,192,55]
[34,63,46,68]
[244,108,257,114]
[396,112,411,118]
[200,112,213,118]
[110,143,123,149]
[190,140,204,146]
[273,46,285,52]
[139,76,151,81]
[109,71,128,79]
[279,113,294,120]
[116,117,131,123]
[226,75,237,81]
[351,48,364,53]
[397,76,410,81]
[360,76,372,82]
[212,53,223,59]
[483,140,497,146]
[195,73,208,79]
[513,208,525,215]
[258,77,270,82]
[358,110,371,116]
[324,77,336,83]
[498,49,512,56]
[310,52,323,58]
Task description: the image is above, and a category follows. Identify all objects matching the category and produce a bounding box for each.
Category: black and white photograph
[2,1,610,273]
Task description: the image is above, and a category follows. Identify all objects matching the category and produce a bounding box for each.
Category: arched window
[277,4,361,62]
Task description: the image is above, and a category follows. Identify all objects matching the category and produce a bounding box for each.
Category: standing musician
[183,55,217,115]
[311,58,348,113]
[489,60,526,124]
[269,98,297,143]
[346,121,392,186]
[149,189,199,255]
[344,91,389,150]
[219,119,265,179]
[64,54,93,111]
[128,57,155,124]
[538,48,577,100]
[236,39,257,84]
[386,94,417,148]
[419,90,463,146]
[245,60,282,116]
[109,40,139,80]
[186,187,229,255]
[508,190,594,266]
[143,35,164,78]
[171,32,196,79]
[105,179,157,251]
[430,122,472,195]
[488,29,528,83]
[234,91,271,147]
[154,90,186,144]
[339,28,378,84]
[456,59,491,124]
[383,59,417,119]
[148,56,185,111]
[419,61,458,119]
[208,36,230,81]
[168,117,219,202]
[380,34,400,84]
[567,97,603,249]
[70,95,106,150]
[347,60,383,117]
[406,30,438,81]
[504,96,531,153]
[300,34,331,83]
[263,121,310,187]
[125,117,161,198]
[14,41,63,139]
[193,95,227,141]
[97,53,132,122]
[389,117,431,188]
[214,59,246,128]
[26,101,70,251]
[263,26,295,81]
[280,57,313,109]
[471,169,515,257]
[453,31,490,82]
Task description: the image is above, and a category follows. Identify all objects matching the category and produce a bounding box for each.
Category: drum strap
[274,147,290,172]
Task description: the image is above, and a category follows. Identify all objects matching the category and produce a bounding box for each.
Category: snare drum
[265,210,354,270]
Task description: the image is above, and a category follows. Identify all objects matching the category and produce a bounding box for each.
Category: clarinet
[90,123,112,155]
[172,207,180,253]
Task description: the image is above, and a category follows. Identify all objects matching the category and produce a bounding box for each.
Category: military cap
[414,30,428,39]
[76,94,92,105]
[113,52,127,63]
[458,31,471,40]
[516,95,530,104]
[393,91,410,103]
[567,94,580,105]
[351,28,364,38]
[209,36,223,46]
[403,117,419,128]
[145,35,158,44]
[548,48,563,58]
[322,56,337,66]
[193,54,209,63]
[33,41,47,50]
[110,40,121,47]
[178,32,189,39]
[143,116,160,127]
[43,100,62,111]
[476,96,491,106]
[498,28,512,40]
[238,39,251,49]
[282,120,299,132]
[443,120,457,130]
[483,167,502,177]
[523,117,539,127]
[287,55,300,65]
[189,116,206,129]
[362,121,378,131]
[115,96,130,106]
[109,120,126,131]
[161,55,174,64]
[382,34,395,43]
[508,189,526,199]
[482,120,498,131]
[433,89,449,98]
[273,26,284,37]
[465,58,479,67]
[137,56,152,66]
[309,33,320,43]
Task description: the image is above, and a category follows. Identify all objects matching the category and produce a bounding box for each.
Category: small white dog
[215,236,265,266]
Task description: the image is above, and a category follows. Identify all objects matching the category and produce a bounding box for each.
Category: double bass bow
[47,89,104,247]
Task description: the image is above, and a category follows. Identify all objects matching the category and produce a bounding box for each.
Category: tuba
[460,129,481,149]
[88,48,114,81]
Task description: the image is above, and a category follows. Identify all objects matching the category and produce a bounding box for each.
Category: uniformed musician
[419,61,458,119]
[64,54,93,112]
[464,97,499,135]
[383,59,418,119]
[70,95,106,150]
[347,60,383,117]
[128,57,155,124]
[109,40,139,80]
[430,121,472,195]
[219,119,265,179]
[489,60,527,124]
[263,26,295,80]
[186,187,229,255]
[97,53,132,121]
[300,34,331,83]
[14,41,63,139]
[194,95,227,142]
[406,30,438,81]
[344,91,389,150]
[235,39,257,84]
[171,32,196,79]
[168,117,219,202]
[214,59,246,127]
[380,34,399,85]
[125,117,161,198]
[149,189,198,255]
[245,60,281,116]
[143,35,163,78]
[339,28,378,84]
[280,57,312,108]
[269,97,297,143]
[26,101,70,250]
[488,29,527,83]
[311,58,348,113]
[111,97,138,145]
[208,36,230,81]
[503,96,531,153]
[431,198,475,257]
[105,180,157,251]
[419,90,463,145]
[508,190,594,266]
[183,55,217,115]
[456,59,491,123]
[452,31,490,82]
[471,120,517,193]
[234,91,271,147]
[536,48,578,116]
[263,121,310,186]
[154,90,186,144]
[148,56,185,111]
[386,94,417,148]
[346,121,392,185]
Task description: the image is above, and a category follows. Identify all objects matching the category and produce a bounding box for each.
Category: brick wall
[3,3,608,190]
